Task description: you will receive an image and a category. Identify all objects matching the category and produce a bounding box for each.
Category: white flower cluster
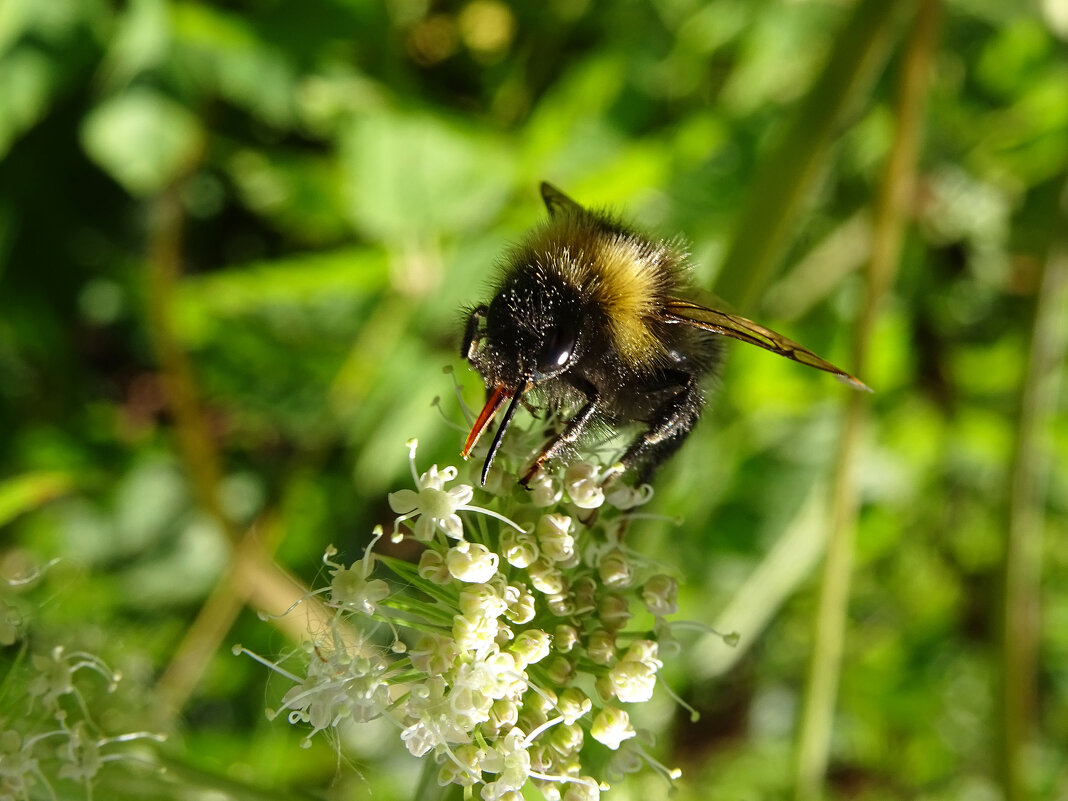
[259,437,683,799]
[0,644,164,800]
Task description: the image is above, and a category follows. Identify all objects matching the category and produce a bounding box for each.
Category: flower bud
[417,549,451,584]
[545,655,574,685]
[607,659,657,703]
[549,722,584,755]
[597,593,631,631]
[597,548,633,589]
[563,462,605,509]
[563,779,602,801]
[641,574,678,616]
[527,473,562,507]
[590,706,636,750]
[622,640,661,669]
[528,558,564,595]
[490,697,519,730]
[446,541,500,584]
[511,629,552,666]
[536,513,575,563]
[556,687,592,725]
[586,628,616,666]
[503,583,536,624]
[553,624,579,653]
[545,591,575,617]
[604,480,653,511]
[500,528,539,568]
[571,576,597,612]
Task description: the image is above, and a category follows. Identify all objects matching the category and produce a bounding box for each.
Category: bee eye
[536,326,577,377]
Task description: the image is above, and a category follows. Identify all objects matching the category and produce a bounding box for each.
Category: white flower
[590,707,636,750]
[279,648,389,737]
[409,634,458,675]
[403,676,470,754]
[481,727,532,798]
[563,462,605,509]
[388,441,524,542]
[448,666,495,729]
[56,723,101,782]
[641,574,678,616]
[487,651,528,698]
[453,613,500,656]
[447,541,501,583]
[0,729,39,791]
[459,583,509,619]
[401,720,437,757]
[439,743,485,787]
[328,560,389,614]
[257,433,688,798]
[388,479,472,541]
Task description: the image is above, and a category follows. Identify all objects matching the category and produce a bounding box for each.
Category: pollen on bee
[590,237,672,368]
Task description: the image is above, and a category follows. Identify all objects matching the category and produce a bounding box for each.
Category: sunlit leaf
[0,471,75,528]
[80,86,204,195]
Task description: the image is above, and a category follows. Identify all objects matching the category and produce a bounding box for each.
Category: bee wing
[540,182,585,217]
[660,298,872,392]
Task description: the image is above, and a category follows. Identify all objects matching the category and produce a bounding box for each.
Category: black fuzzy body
[463,187,721,484]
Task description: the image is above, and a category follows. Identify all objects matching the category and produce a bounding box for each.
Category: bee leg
[520,384,601,487]
[462,305,488,360]
[621,373,703,484]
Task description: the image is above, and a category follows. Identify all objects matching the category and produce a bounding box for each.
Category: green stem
[793,3,939,799]
[998,194,1068,801]
[143,187,236,538]
[713,0,901,310]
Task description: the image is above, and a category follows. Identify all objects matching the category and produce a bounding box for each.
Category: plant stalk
[793,2,939,798]
[998,198,1068,801]
[713,0,901,310]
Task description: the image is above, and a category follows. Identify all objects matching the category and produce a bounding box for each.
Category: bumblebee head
[462,272,585,483]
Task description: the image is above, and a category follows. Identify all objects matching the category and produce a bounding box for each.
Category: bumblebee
[461,183,868,486]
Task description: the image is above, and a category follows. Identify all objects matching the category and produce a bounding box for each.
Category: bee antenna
[481,383,527,485]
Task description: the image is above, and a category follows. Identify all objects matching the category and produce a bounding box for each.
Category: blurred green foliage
[1,0,1066,799]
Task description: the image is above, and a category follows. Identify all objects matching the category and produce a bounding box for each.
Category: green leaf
[341,108,512,242]
[0,48,59,159]
[0,471,75,528]
[80,86,204,195]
